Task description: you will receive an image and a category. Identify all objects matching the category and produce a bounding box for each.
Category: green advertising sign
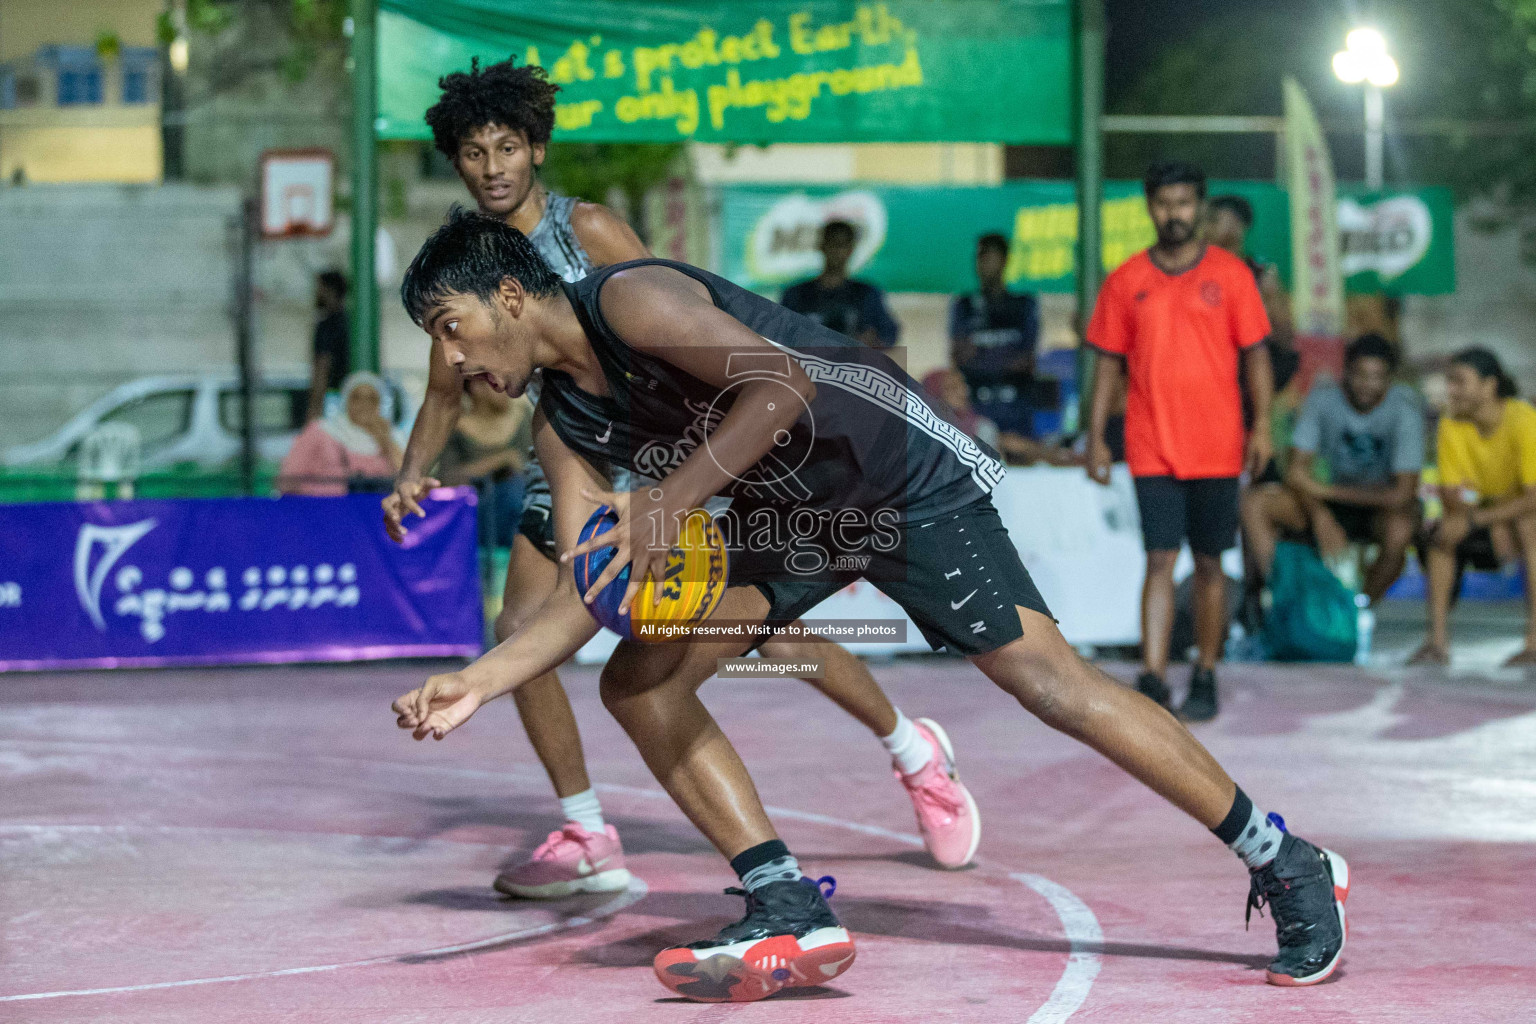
[377,0,1072,143]
[1336,187,1456,295]
[717,181,1453,296]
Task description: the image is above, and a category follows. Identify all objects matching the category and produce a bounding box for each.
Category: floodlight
[1366,56,1399,88]
[1333,51,1366,84]
[1345,28,1387,57]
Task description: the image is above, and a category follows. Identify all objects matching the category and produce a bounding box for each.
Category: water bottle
[1353,593,1375,666]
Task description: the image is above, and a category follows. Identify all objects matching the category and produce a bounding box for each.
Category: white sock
[1229,802,1285,871]
[881,709,936,776]
[559,788,606,833]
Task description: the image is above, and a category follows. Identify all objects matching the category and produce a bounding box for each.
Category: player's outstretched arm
[392,410,607,740]
[383,338,463,542]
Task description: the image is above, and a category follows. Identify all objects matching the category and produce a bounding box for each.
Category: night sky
[1098,0,1462,182]
[1104,0,1451,117]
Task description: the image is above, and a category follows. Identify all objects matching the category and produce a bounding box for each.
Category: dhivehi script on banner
[0,491,483,670]
[376,0,1071,143]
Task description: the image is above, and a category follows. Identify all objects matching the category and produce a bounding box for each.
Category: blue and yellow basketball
[573,505,729,642]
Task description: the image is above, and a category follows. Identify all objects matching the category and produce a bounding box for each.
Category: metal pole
[235,197,259,495]
[1364,85,1384,190]
[1073,0,1105,432]
[348,0,379,373]
[160,1,186,181]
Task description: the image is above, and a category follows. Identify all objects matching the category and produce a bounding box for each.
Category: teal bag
[1262,541,1358,662]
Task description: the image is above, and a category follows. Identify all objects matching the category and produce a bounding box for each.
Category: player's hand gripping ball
[573,505,728,641]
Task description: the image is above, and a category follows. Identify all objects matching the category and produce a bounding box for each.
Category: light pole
[1332,28,1399,190]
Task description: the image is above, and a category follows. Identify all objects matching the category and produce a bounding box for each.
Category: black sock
[730,839,801,892]
[1212,787,1253,846]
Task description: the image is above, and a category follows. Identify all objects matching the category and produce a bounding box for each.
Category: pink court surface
[3,656,1535,1023]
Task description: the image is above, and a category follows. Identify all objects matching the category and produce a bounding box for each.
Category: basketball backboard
[259,149,335,238]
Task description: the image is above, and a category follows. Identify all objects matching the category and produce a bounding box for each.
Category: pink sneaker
[493,823,632,899]
[897,718,981,869]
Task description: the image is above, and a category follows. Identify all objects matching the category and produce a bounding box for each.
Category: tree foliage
[1109,0,1536,209]
[159,0,347,89]
[543,143,686,241]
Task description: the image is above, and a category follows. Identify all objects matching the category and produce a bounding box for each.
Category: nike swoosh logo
[819,952,855,977]
[576,856,612,875]
[595,422,612,443]
[951,590,977,611]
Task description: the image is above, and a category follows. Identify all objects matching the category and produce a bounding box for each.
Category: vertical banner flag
[1283,77,1345,336]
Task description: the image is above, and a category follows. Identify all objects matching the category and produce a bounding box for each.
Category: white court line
[0,876,648,1003]
[598,780,1102,1021]
[1012,874,1104,1024]
[1,749,1101,1018]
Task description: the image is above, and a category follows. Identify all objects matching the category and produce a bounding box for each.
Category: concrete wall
[0,184,240,445]
[0,181,453,450]
[1402,211,1536,394]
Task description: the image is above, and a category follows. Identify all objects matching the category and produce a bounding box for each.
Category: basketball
[572,505,729,642]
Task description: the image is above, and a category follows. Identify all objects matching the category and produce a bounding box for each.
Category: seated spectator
[279,371,402,496]
[921,368,1079,468]
[781,220,899,348]
[1242,334,1423,605]
[950,232,1041,436]
[1412,348,1536,666]
[435,378,532,547]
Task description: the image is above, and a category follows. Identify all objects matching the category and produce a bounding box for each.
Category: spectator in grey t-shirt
[1241,334,1424,603]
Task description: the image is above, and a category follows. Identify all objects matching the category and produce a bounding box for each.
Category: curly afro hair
[425,56,560,159]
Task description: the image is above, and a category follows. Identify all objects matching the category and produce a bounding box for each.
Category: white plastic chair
[76,422,143,500]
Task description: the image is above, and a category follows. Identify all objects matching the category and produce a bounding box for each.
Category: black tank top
[540,259,1002,522]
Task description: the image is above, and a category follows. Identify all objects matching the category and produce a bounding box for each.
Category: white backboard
[259,150,335,238]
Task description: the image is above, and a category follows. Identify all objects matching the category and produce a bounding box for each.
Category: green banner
[717,181,1453,296]
[377,0,1071,143]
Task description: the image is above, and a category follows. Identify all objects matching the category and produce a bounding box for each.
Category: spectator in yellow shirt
[1413,348,1536,665]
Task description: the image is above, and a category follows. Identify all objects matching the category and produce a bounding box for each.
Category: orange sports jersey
[1087,246,1271,479]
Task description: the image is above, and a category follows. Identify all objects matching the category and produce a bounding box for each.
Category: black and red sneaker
[1247,832,1352,986]
[652,877,855,1002]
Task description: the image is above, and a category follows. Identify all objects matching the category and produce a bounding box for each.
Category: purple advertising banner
[0,490,483,671]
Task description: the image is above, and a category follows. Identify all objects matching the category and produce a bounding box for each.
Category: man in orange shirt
[1086,162,1274,721]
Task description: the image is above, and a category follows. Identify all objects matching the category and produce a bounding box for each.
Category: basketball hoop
[259,149,335,239]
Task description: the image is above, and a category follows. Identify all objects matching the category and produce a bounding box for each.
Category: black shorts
[516,503,558,561]
[1134,475,1240,556]
[1455,526,1501,571]
[740,496,1052,657]
[1324,501,1378,545]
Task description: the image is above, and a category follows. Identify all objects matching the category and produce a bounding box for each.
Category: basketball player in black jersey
[392,211,1351,1001]
[382,57,984,893]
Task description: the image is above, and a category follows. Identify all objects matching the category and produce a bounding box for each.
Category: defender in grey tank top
[527,193,595,283]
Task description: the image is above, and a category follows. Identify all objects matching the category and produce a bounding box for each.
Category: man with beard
[1085,162,1273,722]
